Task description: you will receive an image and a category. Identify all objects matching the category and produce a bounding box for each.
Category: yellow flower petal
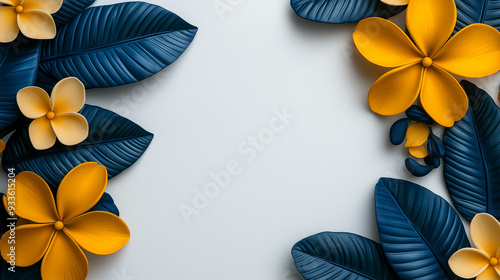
[471,213,500,257]
[41,231,88,280]
[0,140,5,153]
[0,224,55,267]
[29,117,57,150]
[409,144,428,158]
[405,123,429,147]
[433,24,500,78]
[56,163,108,222]
[14,171,59,223]
[17,86,52,119]
[420,66,468,127]
[477,266,500,280]
[65,211,130,255]
[17,9,56,40]
[449,248,490,278]
[50,112,89,146]
[406,0,456,57]
[368,63,423,116]
[51,77,86,115]
[0,0,20,5]
[379,0,408,5]
[353,17,422,68]
[0,7,19,43]
[23,0,63,14]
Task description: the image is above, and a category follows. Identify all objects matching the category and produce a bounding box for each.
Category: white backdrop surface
[3,0,500,279]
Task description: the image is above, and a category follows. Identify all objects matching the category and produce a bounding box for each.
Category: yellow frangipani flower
[0,0,62,43]
[449,213,500,280]
[0,162,130,280]
[17,77,89,150]
[380,0,408,6]
[353,0,500,127]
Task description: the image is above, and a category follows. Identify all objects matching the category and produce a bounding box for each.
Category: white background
[4,0,500,279]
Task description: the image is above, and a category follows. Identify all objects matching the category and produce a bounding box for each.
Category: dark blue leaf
[53,0,95,27]
[292,232,399,280]
[424,156,440,169]
[405,105,434,125]
[0,38,41,130]
[2,105,154,189]
[389,118,408,145]
[89,192,119,216]
[443,80,500,222]
[290,0,405,24]
[375,178,469,280]
[404,158,434,177]
[1,261,41,280]
[455,0,500,33]
[37,2,198,89]
[427,130,445,158]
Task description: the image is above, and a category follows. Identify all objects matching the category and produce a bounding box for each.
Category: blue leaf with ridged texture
[375,178,469,280]
[292,232,399,280]
[37,2,197,89]
[455,0,500,33]
[290,0,405,24]
[443,80,500,222]
[0,39,41,130]
[2,105,154,189]
[89,192,119,216]
[1,261,41,280]
[53,0,95,27]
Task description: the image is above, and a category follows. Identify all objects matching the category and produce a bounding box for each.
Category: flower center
[46,111,56,120]
[422,57,433,67]
[15,5,23,13]
[54,221,64,231]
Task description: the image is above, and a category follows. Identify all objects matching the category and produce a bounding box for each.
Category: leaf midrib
[5,134,153,166]
[40,28,197,64]
[479,0,489,23]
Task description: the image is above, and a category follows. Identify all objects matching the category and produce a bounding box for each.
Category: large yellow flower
[0,0,62,43]
[17,77,89,150]
[449,213,500,280]
[0,162,130,280]
[353,0,500,127]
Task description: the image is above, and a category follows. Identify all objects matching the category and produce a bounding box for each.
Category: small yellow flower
[380,0,408,6]
[0,0,62,43]
[353,0,500,127]
[405,122,429,158]
[449,213,500,280]
[0,162,130,280]
[17,77,89,150]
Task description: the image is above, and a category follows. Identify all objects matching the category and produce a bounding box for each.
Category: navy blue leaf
[424,156,440,169]
[2,105,154,189]
[443,80,500,222]
[375,178,469,280]
[389,119,408,145]
[53,0,95,27]
[290,0,405,24]
[89,192,119,216]
[1,261,41,280]
[0,38,41,130]
[37,2,198,89]
[455,0,500,33]
[292,232,399,280]
[405,105,434,125]
[427,130,445,158]
[404,158,434,177]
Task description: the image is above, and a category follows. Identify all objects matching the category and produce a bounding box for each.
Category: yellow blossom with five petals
[0,162,130,280]
[17,77,89,150]
[353,0,500,127]
[0,0,63,43]
[449,213,500,280]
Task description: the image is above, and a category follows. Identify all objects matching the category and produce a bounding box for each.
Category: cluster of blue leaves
[0,0,197,278]
[292,178,470,280]
[389,106,445,177]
